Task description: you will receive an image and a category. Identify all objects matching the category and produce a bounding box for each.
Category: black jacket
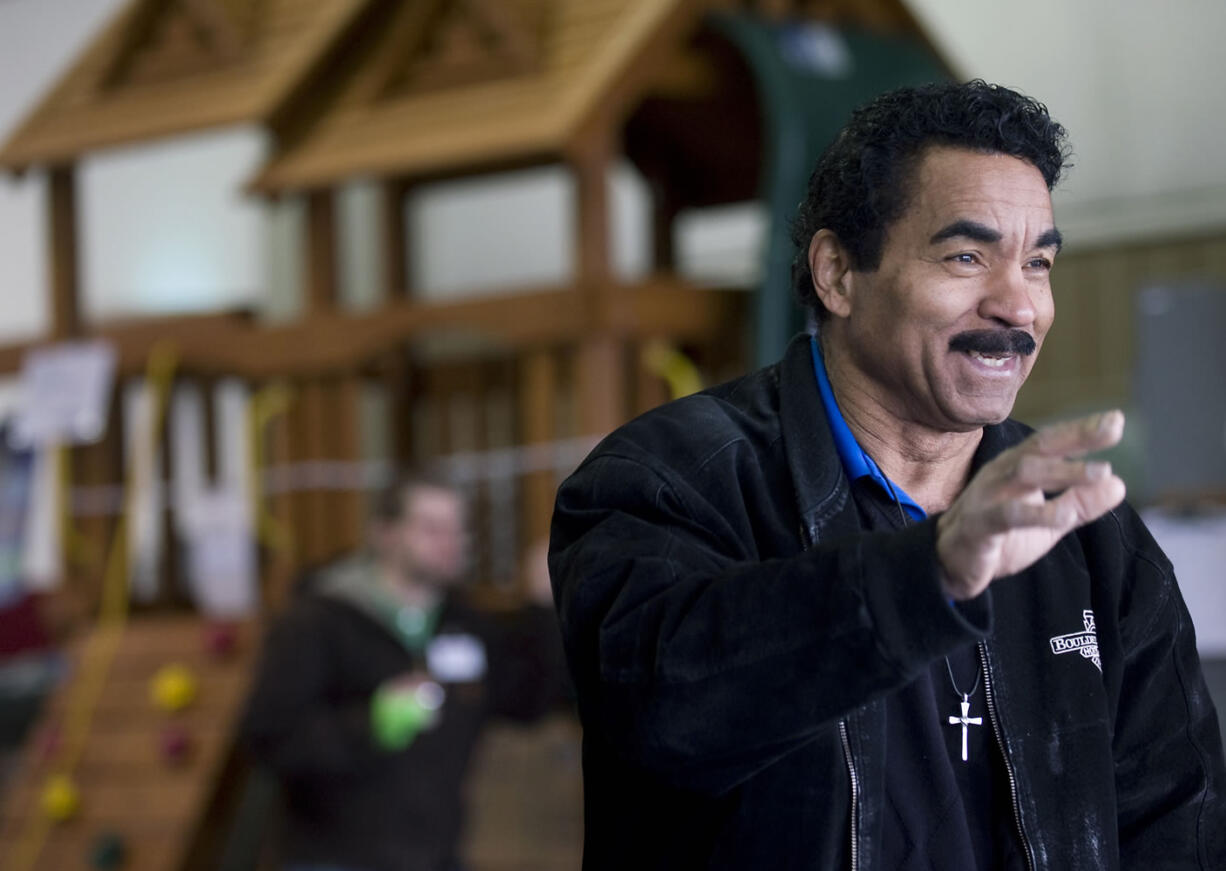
[241,559,564,871]
[549,334,1226,870]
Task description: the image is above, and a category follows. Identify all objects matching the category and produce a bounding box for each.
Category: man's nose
[978,267,1038,328]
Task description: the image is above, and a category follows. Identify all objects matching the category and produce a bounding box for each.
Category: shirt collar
[809,335,927,520]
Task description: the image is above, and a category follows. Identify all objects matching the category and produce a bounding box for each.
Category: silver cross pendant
[947,694,983,762]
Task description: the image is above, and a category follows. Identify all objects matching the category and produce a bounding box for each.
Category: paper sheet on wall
[10,341,117,448]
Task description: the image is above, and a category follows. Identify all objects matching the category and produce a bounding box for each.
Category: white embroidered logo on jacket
[1049,610,1101,672]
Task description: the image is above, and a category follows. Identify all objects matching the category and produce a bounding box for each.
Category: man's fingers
[979,498,1077,534]
[1027,410,1125,459]
[1010,454,1113,493]
[1051,474,1128,529]
[979,474,1126,535]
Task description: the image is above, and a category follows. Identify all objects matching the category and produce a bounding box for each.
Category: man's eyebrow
[929,220,1002,246]
[928,220,1064,253]
[1034,227,1063,252]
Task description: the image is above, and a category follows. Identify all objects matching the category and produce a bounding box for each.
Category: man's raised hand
[936,411,1127,601]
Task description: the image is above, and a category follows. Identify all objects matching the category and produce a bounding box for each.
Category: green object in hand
[371,682,444,750]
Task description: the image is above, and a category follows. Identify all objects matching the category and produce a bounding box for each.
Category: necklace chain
[944,655,981,699]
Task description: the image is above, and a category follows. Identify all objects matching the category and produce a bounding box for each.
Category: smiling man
[549,81,1226,870]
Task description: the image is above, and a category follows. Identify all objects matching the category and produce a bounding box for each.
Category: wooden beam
[305,189,339,314]
[97,0,166,91]
[0,280,749,379]
[0,311,252,375]
[467,0,541,66]
[563,0,709,167]
[606,279,748,339]
[141,288,590,376]
[47,164,81,340]
[182,0,243,59]
[644,49,720,101]
[356,0,443,102]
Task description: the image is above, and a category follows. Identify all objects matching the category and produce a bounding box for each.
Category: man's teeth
[969,351,1010,368]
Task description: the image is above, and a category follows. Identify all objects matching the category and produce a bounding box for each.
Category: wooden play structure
[0,1,947,867]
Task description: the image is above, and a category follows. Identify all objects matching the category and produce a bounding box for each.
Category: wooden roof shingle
[250,0,705,192]
[0,0,375,171]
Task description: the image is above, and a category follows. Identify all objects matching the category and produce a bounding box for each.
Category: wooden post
[47,164,82,340]
[641,166,677,418]
[571,142,625,436]
[383,348,417,468]
[518,349,556,563]
[451,362,492,585]
[381,178,410,299]
[648,171,678,274]
[302,190,347,565]
[305,189,338,313]
[281,380,312,573]
[74,389,123,615]
[573,146,610,284]
[156,413,180,607]
[379,179,411,542]
[46,162,100,608]
[332,375,364,556]
[634,340,671,416]
[299,379,329,566]
[264,390,297,611]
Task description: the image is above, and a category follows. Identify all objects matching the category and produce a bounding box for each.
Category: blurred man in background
[550,81,1226,869]
[243,472,562,871]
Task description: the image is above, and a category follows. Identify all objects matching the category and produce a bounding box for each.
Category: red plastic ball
[159,725,192,765]
[203,622,239,660]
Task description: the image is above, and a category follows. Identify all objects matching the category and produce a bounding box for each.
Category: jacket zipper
[839,719,859,871]
[979,641,1036,871]
[803,522,859,871]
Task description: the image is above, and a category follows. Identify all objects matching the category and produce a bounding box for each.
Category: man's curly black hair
[790,80,1072,318]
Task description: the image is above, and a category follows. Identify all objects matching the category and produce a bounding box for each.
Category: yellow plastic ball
[150,663,198,711]
[40,774,80,821]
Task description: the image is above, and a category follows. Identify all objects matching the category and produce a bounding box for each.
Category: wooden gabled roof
[0,0,375,171]
[250,0,706,192]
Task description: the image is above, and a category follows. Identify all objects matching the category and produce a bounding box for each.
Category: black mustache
[949,330,1036,357]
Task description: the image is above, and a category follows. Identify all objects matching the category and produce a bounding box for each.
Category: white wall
[0,0,269,332]
[0,0,127,342]
[407,163,651,298]
[905,0,1226,245]
[79,127,270,319]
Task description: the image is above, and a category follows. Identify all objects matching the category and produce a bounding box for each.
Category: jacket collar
[777,331,1030,545]
[778,332,861,547]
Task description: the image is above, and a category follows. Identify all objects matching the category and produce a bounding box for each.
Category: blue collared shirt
[809,335,927,521]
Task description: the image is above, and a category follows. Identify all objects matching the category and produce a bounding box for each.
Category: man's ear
[807,229,854,319]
